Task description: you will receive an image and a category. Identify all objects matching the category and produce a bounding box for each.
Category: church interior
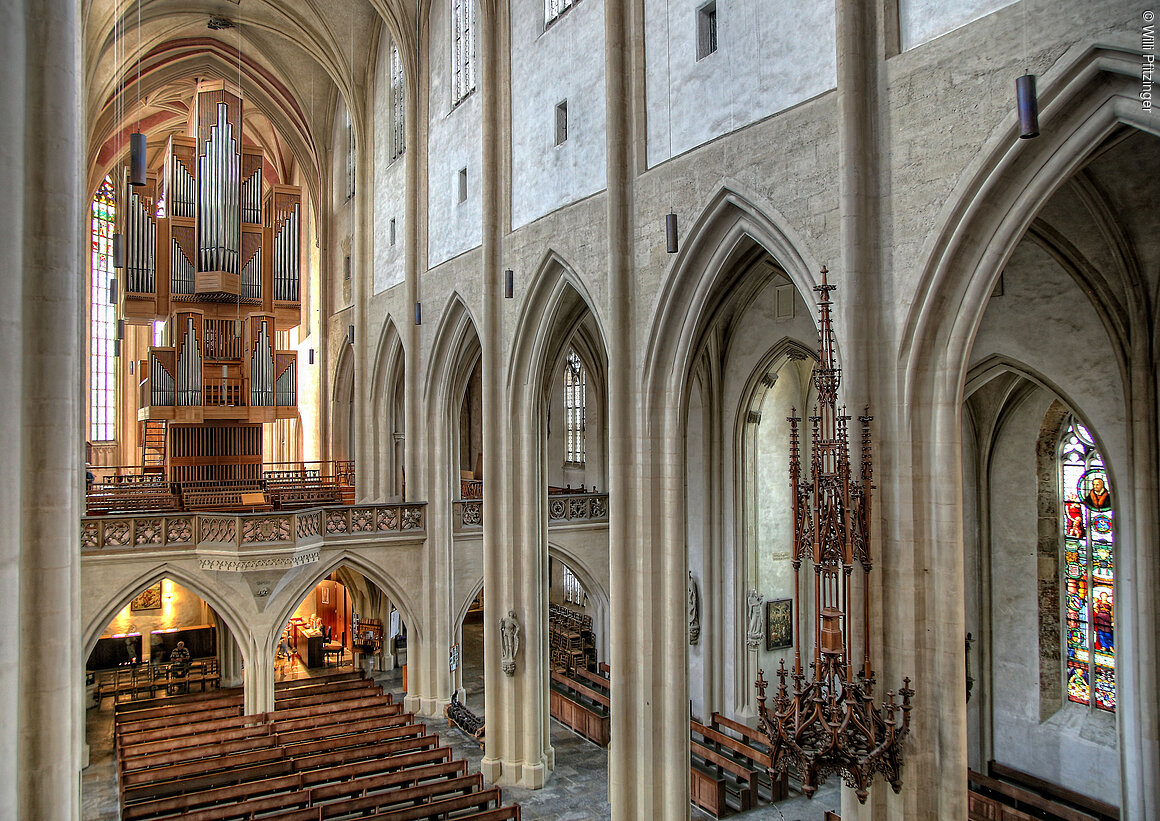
[2,0,1157,819]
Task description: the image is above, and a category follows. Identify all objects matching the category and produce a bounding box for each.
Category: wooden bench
[123,749,457,820]
[691,740,754,813]
[969,766,1115,821]
[689,716,783,816]
[690,764,729,818]
[710,711,788,801]
[549,686,610,747]
[319,786,503,821]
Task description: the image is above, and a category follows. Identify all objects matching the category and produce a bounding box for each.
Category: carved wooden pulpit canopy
[755,267,913,803]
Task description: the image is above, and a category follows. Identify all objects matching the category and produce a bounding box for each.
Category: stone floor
[82,638,839,821]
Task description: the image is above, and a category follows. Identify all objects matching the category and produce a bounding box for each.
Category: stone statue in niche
[746,589,764,649]
[688,572,701,645]
[499,610,520,676]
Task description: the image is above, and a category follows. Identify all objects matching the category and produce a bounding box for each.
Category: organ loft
[115,80,302,483]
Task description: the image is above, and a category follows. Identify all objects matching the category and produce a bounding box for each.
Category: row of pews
[115,671,521,821]
[689,712,787,818]
[549,665,610,747]
[969,761,1119,821]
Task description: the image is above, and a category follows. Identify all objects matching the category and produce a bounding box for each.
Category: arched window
[451,0,475,105]
[563,349,585,466]
[1059,417,1115,712]
[390,44,406,162]
[90,175,117,442]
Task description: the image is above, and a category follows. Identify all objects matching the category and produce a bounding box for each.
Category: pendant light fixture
[666,212,679,254]
[1016,74,1039,139]
[112,233,125,268]
[414,302,423,326]
[347,324,356,345]
[129,0,147,185]
[505,269,514,299]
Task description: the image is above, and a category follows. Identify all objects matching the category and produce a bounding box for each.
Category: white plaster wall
[643,0,836,168]
[970,241,1127,481]
[988,391,1120,803]
[509,0,607,228]
[372,32,407,294]
[899,0,1018,52]
[427,0,483,267]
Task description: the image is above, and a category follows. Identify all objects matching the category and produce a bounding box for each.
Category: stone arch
[548,542,610,661]
[900,44,1159,817]
[332,340,356,463]
[266,550,424,666]
[82,563,251,668]
[637,189,820,734]
[728,337,819,712]
[370,316,406,500]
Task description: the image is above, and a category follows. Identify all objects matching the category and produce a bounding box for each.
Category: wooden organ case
[114,80,302,480]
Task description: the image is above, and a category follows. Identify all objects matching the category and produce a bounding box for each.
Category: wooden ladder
[141,419,167,474]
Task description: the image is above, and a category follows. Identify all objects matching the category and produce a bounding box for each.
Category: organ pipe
[198,102,240,274]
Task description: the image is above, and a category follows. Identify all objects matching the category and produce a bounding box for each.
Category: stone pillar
[0,1,83,818]
[243,634,274,715]
[218,630,244,688]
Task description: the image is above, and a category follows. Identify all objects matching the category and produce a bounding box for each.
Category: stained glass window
[1059,417,1115,712]
[563,349,586,466]
[90,176,117,442]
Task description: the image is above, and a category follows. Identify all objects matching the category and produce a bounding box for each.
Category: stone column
[243,632,274,715]
[1,2,83,817]
[218,630,244,688]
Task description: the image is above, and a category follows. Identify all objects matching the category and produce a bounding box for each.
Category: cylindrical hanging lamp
[505,269,514,299]
[114,338,122,358]
[666,212,679,253]
[347,325,356,345]
[130,132,148,185]
[414,302,422,326]
[116,319,125,340]
[1016,74,1039,139]
[308,348,315,365]
[112,233,125,268]
[109,278,118,304]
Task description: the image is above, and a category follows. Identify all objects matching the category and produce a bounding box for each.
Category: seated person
[169,641,191,676]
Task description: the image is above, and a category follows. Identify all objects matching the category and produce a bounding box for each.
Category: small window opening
[555,100,569,146]
[458,167,468,204]
[697,2,718,60]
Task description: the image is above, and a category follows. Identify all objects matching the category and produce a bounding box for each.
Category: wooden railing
[80,502,427,553]
[86,460,356,516]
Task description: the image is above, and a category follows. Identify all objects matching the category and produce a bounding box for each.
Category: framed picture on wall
[766,598,793,651]
[130,582,163,611]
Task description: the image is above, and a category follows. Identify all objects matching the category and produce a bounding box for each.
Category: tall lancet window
[345,108,356,201]
[563,349,586,466]
[1059,417,1116,712]
[390,44,406,162]
[90,175,117,442]
[451,0,476,104]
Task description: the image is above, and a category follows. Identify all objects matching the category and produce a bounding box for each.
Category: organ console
[113,79,303,481]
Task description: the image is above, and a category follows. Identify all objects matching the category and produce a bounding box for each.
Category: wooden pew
[988,762,1118,821]
[123,749,457,820]
[968,769,1110,821]
[710,711,788,801]
[548,681,610,747]
[691,740,754,812]
[690,765,729,818]
[319,786,503,821]
[313,772,482,816]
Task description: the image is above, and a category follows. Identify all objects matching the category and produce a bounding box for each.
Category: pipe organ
[113,79,303,477]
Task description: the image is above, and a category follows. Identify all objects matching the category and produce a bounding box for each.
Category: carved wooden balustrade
[80,502,427,558]
[451,492,608,532]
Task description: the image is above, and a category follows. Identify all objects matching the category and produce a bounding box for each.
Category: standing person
[1093,590,1114,652]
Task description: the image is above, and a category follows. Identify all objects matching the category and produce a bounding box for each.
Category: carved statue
[746,589,763,649]
[499,610,520,676]
[688,572,700,645]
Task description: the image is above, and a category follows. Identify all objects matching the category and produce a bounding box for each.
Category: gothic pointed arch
[370,316,406,499]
